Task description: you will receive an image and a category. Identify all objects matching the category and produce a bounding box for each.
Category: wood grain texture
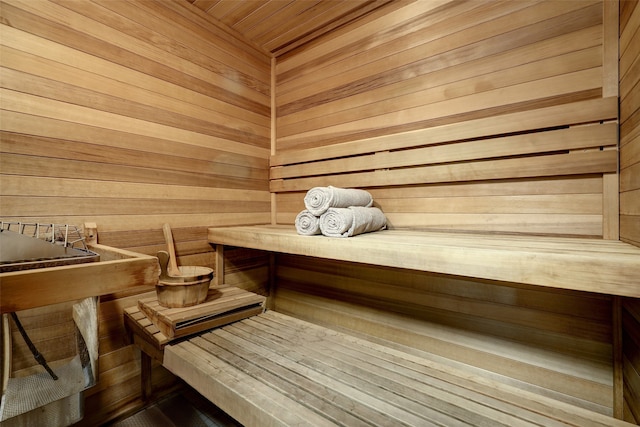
[208,225,640,298]
[620,2,640,423]
[271,0,616,238]
[0,244,159,313]
[275,0,603,150]
[620,0,640,248]
[186,0,394,57]
[0,1,633,426]
[271,97,617,237]
[165,310,631,426]
[0,1,271,425]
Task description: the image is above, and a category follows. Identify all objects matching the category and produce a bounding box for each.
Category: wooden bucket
[156,265,214,308]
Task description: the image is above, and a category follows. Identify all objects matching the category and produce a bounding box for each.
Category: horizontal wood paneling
[0,1,271,425]
[276,0,603,149]
[620,0,640,247]
[273,254,614,415]
[273,0,614,238]
[276,176,606,236]
[270,1,622,419]
[622,298,640,424]
[620,1,640,423]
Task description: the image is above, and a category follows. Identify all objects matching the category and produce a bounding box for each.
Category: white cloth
[304,186,373,216]
[319,206,387,237]
[295,210,321,235]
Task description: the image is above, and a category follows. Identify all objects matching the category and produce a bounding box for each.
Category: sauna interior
[1,0,639,426]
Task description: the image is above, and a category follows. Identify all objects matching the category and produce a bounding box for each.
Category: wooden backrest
[271,97,618,237]
[272,97,617,188]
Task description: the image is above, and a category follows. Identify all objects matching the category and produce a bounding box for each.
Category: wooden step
[137,286,266,340]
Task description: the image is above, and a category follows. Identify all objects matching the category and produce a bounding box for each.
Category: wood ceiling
[185,0,393,57]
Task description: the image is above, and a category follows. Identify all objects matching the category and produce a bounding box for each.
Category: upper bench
[208,225,640,298]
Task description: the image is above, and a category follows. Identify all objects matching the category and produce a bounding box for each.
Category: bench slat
[207,226,640,297]
[204,327,430,426]
[271,150,617,192]
[223,318,470,427]
[271,97,617,167]
[271,123,617,180]
[263,312,625,427]
[165,339,339,427]
[245,314,550,427]
[165,312,633,427]
[195,331,377,427]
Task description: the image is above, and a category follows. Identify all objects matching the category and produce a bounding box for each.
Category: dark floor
[110,388,242,427]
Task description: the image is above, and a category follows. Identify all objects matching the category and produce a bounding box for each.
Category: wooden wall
[274,0,617,238]
[0,0,271,424]
[620,1,640,422]
[620,0,640,246]
[273,255,615,414]
[0,0,635,425]
[622,298,640,423]
[271,0,624,418]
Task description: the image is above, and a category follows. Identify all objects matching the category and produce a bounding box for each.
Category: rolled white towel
[319,206,387,238]
[295,210,321,235]
[304,186,373,216]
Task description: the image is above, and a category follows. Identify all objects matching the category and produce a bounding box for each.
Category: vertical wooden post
[267,253,276,310]
[214,244,224,287]
[604,172,620,240]
[140,351,152,402]
[271,56,277,225]
[612,296,624,419]
[601,0,620,241]
[604,3,623,415]
[602,0,619,99]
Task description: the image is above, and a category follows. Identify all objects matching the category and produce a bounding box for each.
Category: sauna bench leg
[140,350,152,401]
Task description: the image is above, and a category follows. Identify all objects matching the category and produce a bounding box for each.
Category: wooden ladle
[162,223,182,277]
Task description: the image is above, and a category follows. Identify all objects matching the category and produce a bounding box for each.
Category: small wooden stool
[124,286,266,400]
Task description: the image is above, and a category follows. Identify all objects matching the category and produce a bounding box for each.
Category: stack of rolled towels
[295,186,387,237]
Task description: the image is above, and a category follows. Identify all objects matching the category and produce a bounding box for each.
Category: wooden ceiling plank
[233,0,294,35]
[244,0,322,44]
[224,0,270,28]
[192,0,219,12]
[264,1,377,55]
[258,0,345,43]
[206,0,242,19]
[273,1,395,57]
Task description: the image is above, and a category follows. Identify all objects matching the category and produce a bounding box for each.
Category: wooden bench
[164,310,632,427]
[148,225,638,426]
[163,96,638,425]
[208,225,640,298]
[124,286,266,400]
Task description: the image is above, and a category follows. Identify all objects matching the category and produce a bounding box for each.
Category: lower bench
[163,310,630,427]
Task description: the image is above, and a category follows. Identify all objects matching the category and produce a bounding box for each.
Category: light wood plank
[278,45,602,131]
[0,245,159,313]
[271,97,617,166]
[165,311,630,426]
[7,0,269,107]
[273,290,613,412]
[0,176,269,202]
[1,88,269,159]
[277,0,595,101]
[0,48,269,141]
[164,339,339,427]
[208,225,640,297]
[272,124,616,179]
[0,25,268,127]
[277,67,603,146]
[271,150,617,192]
